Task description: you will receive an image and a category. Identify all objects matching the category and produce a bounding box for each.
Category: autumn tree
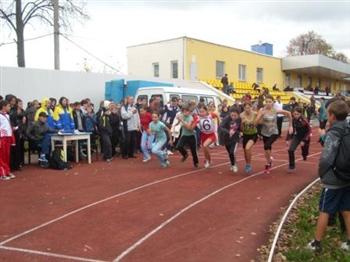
[0,0,88,67]
[287,31,348,63]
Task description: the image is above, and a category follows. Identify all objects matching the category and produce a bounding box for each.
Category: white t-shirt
[0,113,13,137]
[274,101,284,117]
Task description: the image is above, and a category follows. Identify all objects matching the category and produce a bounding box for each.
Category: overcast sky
[1,0,350,73]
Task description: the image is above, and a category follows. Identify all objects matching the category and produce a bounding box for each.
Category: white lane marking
[0,145,311,247]
[0,246,108,262]
[113,152,321,262]
[267,178,320,262]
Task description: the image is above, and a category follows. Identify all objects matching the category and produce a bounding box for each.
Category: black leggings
[262,135,278,151]
[225,141,238,166]
[177,135,198,165]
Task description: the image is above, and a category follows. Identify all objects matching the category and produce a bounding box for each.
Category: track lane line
[0,246,108,262]
[113,151,321,262]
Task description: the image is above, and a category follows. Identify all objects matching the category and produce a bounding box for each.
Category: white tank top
[199,114,216,134]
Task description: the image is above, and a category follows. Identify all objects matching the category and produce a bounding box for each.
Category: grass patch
[278,185,350,261]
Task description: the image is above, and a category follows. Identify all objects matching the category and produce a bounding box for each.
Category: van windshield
[182,95,198,103]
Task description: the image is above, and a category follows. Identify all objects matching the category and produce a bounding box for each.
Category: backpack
[49,148,71,170]
[333,125,350,181]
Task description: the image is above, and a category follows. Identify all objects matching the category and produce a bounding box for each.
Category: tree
[0,0,88,67]
[287,31,348,63]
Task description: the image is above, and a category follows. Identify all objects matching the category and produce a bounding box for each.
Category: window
[200,96,214,105]
[169,94,180,100]
[137,95,148,106]
[182,95,198,103]
[239,64,247,81]
[153,63,159,77]
[256,68,263,83]
[216,61,225,78]
[171,61,178,79]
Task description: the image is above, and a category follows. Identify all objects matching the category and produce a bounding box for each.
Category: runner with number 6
[198,105,220,168]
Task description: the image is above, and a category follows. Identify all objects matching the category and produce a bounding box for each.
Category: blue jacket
[53,105,75,131]
[84,114,97,132]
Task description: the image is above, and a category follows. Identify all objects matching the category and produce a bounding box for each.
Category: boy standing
[308,100,350,252]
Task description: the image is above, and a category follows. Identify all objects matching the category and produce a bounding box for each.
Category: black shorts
[262,135,279,150]
[242,134,258,149]
[319,186,350,214]
[319,120,327,129]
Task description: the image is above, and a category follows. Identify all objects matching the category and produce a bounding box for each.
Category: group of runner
[143,94,312,175]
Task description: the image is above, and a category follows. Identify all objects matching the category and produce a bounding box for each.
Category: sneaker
[106,158,113,163]
[264,165,270,175]
[143,157,151,163]
[1,176,11,181]
[9,173,16,179]
[167,151,174,156]
[288,167,296,174]
[181,154,189,162]
[307,240,322,253]
[230,165,238,173]
[38,155,48,162]
[341,240,350,251]
[244,164,252,174]
[204,160,210,169]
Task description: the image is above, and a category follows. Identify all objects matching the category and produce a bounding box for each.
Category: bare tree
[287,31,348,63]
[287,31,333,56]
[0,0,88,67]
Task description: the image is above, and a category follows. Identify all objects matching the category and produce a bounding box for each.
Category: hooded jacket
[319,120,350,189]
[53,105,75,131]
[121,104,140,132]
[34,98,55,129]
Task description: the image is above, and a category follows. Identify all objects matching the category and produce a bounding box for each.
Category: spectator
[25,100,40,124]
[221,74,229,94]
[289,97,298,111]
[162,96,180,128]
[0,100,16,180]
[27,112,56,164]
[35,98,55,129]
[49,98,57,112]
[274,96,284,137]
[314,86,320,95]
[121,96,140,159]
[325,86,331,96]
[84,105,97,152]
[53,97,75,132]
[109,103,121,157]
[98,101,113,162]
[73,102,85,132]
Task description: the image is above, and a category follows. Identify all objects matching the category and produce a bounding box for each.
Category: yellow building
[128,36,350,102]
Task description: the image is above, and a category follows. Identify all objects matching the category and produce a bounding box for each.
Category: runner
[149,111,173,168]
[240,102,258,173]
[198,105,220,168]
[256,95,293,174]
[219,107,241,173]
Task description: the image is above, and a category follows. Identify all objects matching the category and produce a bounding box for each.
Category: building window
[153,63,159,77]
[256,67,263,83]
[171,60,178,79]
[216,61,225,78]
[239,64,247,81]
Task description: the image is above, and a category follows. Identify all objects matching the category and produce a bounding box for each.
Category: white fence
[0,66,121,106]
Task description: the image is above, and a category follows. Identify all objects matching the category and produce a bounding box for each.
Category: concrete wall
[0,66,121,106]
[127,38,184,80]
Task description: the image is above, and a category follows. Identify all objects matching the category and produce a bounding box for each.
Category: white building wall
[127,38,184,80]
[0,66,121,106]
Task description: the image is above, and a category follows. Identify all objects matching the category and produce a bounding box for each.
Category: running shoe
[0,176,11,181]
[9,173,16,179]
[264,164,270,175]
[341,240,350,251]
[287,167,296,174]
[307,240,322,253]
[204,160,210,169]
[244,164,252,174]
[231,165,238,173]
[143,157,151,163]
[167,151,174,156]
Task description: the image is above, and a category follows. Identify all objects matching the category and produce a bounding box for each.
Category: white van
[135,86,222,107]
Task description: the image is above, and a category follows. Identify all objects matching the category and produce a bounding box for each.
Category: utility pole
[53,0,60,70]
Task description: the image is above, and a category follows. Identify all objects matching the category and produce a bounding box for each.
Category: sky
[0,0,350,74]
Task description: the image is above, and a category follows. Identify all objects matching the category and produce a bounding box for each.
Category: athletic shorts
[319,186,350,214]
[242,134,258,149]
[319,120,327,129]
[262,135,279,150]
[200,133,217,145]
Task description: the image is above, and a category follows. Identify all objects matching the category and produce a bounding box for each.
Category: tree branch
[0,8,16,31]
[23,3,52,25]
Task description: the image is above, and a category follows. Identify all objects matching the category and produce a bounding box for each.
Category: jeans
[288,136,310,168]
[151,138,167,163]
[141,131,154,160]
[40,133,52,156]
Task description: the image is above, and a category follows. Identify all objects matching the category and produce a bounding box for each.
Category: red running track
[0,134,322,262]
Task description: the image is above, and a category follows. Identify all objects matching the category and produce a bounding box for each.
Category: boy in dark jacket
[98,101,113,162]
[27,112,56,163]
[286,106,311,173]
[308,100,350,252]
